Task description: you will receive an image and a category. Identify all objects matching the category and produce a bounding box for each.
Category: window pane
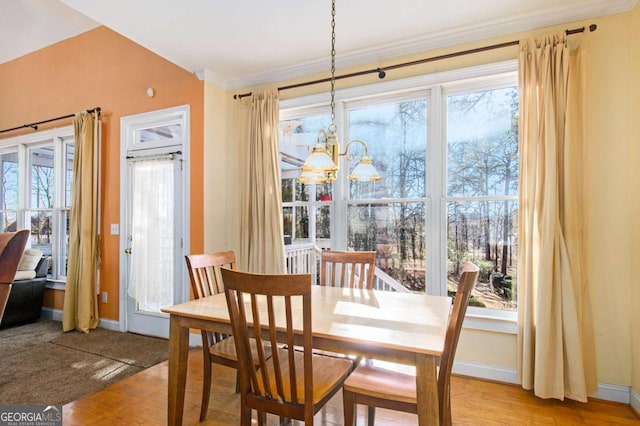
[137,123,182,144]
[279,115,331,182]
[1,152,19,210]
[295,206,309,240]
[349,99,427,200]
[347,202,426,291]
[1,211,17,232]
[447,200,518,310]
[30,210,52,268]
[30,147,55,208]
[316,206,330,239]
[60,209,71,277]
[65,143,74,207]
[315,183,332,202]
[296,181,309,202]
[282,179,293,203]
[447,87,519,197]
[283,206,293,242]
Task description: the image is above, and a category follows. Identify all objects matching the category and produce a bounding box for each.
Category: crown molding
[193,68,227,89]
[221,0,637,91]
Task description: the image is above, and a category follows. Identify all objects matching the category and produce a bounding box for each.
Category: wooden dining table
[161,285,452,426]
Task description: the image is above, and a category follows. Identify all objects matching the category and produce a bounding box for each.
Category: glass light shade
[301,144,338,173]
[348,156,381,182]
[297,170,331,185]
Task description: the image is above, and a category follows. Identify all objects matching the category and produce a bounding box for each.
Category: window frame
[0,126,76,283]
[281,60,519,331]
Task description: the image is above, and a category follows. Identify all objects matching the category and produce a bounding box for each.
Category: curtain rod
[233,24,596,100]
[0,107,101,135]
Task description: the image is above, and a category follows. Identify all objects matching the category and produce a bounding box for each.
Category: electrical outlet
[101,292,108,304]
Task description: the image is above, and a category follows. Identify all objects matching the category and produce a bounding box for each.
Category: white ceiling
[1,0,637,90]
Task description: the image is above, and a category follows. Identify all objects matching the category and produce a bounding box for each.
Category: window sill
[45,280,66,291]
[463,307,517,334]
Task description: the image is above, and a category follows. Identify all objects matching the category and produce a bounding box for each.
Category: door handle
[125,248,132,254]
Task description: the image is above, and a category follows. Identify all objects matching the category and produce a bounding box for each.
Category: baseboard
[631,388,640,416]
[41,308,120,331]
[98,318,120,331]
[452,361,519,384]
[33,312,640,409]
[453,361,635,405]
[41,307,62,321]
[40,307,201,346]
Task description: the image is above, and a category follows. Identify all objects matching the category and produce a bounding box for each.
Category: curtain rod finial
[589,24,597,32]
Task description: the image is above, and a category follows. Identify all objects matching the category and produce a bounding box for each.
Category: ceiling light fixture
[297,0,381,185]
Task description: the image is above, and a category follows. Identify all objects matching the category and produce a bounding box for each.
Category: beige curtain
[63,111,100,333]
[238,90,286,273]
[517,34,596,401]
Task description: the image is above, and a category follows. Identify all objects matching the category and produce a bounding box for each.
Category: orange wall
[0,26,204,320]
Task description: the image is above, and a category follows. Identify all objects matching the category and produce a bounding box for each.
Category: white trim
[452,361,637,405]
[45,281,66,291]
[41,308,123,329]
[592,383,631,404]
[41,308,200,346]
[281,61,521,327]
[463,309,518,334]
[30,312,640,408]
[224,0,635,90]
[631,388,640,416]
[0,125,79,282]
[41,307,62,321]
[97,317,120,331]
[119,105,191,336]
[280,61,517,112]
[452,361,519,384]
[193,68,226,89]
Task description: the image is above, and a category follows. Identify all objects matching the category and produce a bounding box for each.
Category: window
[280,113,333,248]
[280,61,519,313]
[446,87,519,310]
[0,127,76,281]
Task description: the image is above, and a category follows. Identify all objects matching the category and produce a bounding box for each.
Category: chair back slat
[221,268,314,414]
[320,250,376,289]
[185,251,237,346]
[185,251,236,298]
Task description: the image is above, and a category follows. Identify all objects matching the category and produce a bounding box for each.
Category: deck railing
[284,243,409,293]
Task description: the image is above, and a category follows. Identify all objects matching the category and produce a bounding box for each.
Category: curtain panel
[63,111,100,333]
[238,90,286,273]
[517,34,596,401]
[127,157,175,311]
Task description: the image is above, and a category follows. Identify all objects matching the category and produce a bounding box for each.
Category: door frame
[118,105,191,333]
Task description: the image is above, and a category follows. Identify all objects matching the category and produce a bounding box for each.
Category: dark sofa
[0,256,48,328]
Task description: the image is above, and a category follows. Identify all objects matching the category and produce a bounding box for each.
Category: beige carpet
[0,319,168,405]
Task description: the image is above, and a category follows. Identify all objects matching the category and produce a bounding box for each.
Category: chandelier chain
[329,0,337,133]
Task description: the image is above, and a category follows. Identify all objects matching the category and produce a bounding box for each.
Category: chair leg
[257,411,267,426]
[235,369,241,393]
[367,406,376,426]
[200,349,212,421]
[240,403,252,426]
[343,390,356,426]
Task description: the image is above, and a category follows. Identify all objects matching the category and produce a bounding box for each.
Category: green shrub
[469,296,486,307]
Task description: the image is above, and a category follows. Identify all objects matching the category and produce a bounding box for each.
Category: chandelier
[297,0,381,185]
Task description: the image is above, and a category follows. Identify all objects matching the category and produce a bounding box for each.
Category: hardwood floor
[63,348,639,425]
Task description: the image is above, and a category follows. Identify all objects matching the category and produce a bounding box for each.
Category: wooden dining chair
[317,250,377,367]
[319,250,376,289]
[185,251,272,421]
[342,261,480,426]
[0,230,30,323]
[221,268,354,425]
